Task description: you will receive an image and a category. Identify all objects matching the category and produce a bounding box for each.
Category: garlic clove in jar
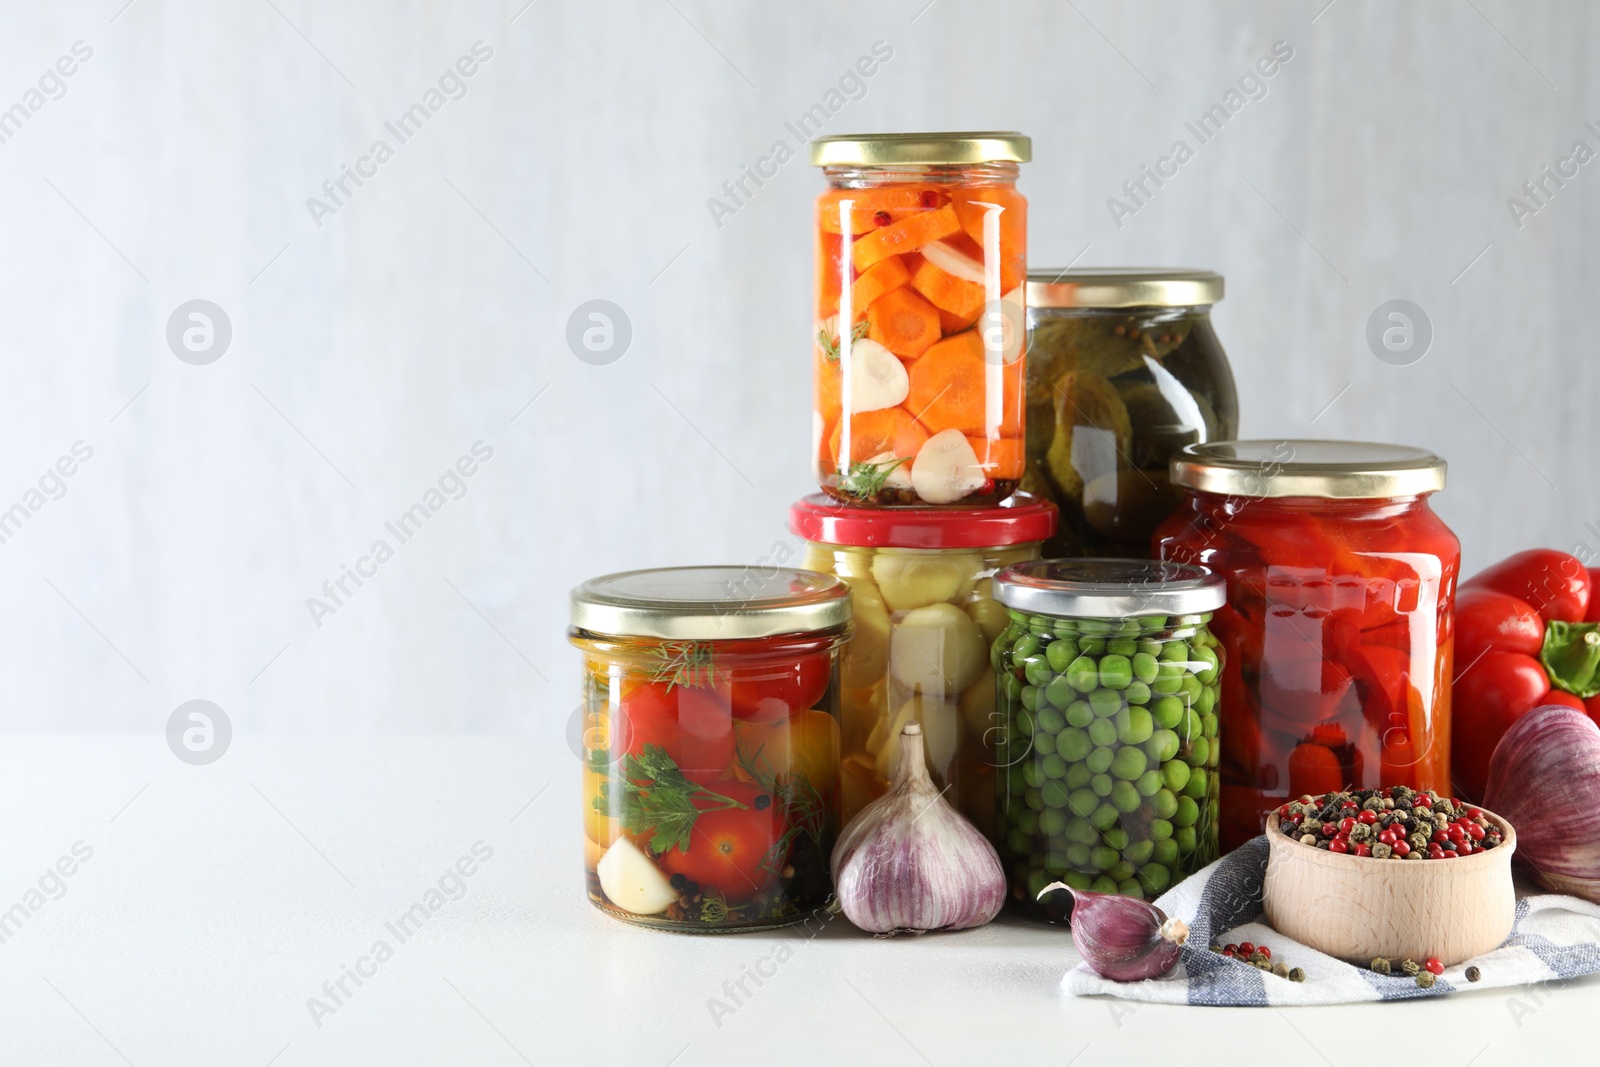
[888,601,987,694]
[833,722,1006,935]
[1040,882,1188,981]
[596,838,677,916]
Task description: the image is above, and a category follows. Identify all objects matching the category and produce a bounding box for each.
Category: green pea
[1159,639,1190,662]
[1077,637,1107,656]
[1174,826,1198,855]
[1135,769,1164,797]
[1196,685,1217,715]
[1025,788,1045,812]
[1115,879,1142,899]
[1138,614,1169,632]
[1151,695,1184,729]
[1124,680,1151,706]
[1034,731,1057,757]
[1188,736,1210,768]
[1046,755,1071,780]
[1039,808,1068,836]
[1067,790,1099,819]
[1045,849,1070,875]
[1066,700,1094,727]
[1116,706,1153,745]
[1090,772,1113,798]
[1150,818,1173,842]
[1178,709,1202,743]
[1028,615,1052,635]
[1088,689,1123,718]
[1066,655,1100,692]
[1124,839,1155,865]
[1036,704,1066,734]
[1110,780,1141,813]
[1101,826,1129,850]
[1053,619,1080,637]
[1065,814,1098,843]
[1013,634,1040,660]
[1162,759,1192,794]
[1114,618,1144,637]
[1066,870,1095,891]
[1025,657,1054,687]
[1045,637,1076,672]
[1040,780,1069,808]
[1077,619,1112,636]
[1146,728,1180,764]
[1088,718,1118,748]
[1089,803,1120,831]
[1110,746,1148,781]
[1139,862,1172,894]
[1173,796,1199,827]
[1020,685,1042,712]
[1007,766,1027,795]
[1106,638,1138,658]
[1006,609,1028,624]
[1026,869,1050,900]
[1098,654,1133,690]
[1184,767,1209,799]
[1136,637,1164,657]
[1153,788,1178,820]
[1004,675,1024,703]
[1193,643,1220,683]
[1007,828,1031,856]
[1085,747,1115,774]
[1201,711,1218,738]
[1062,844,1089,868]
[1108,860,1136,883]
[1151,673,1184,695]
[1044,675,1076,709]
[1022,760,1045,789]
[1057,727,1092,762]
[1152,838,1179,867]
[1064,762,1093,789]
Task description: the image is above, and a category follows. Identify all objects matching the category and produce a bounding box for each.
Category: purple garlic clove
[1039,883,1189,982]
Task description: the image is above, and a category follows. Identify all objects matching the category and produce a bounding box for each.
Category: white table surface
[1,736,1589,1066]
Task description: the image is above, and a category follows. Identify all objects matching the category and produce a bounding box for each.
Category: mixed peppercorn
[1208,940,1305,981]
[1274,787,1503,859]
[1371,955,1457,989]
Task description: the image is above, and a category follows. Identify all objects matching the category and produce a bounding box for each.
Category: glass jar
[790,493,1056,837]
[569,566,851,932]
[1023,269,1237,557]
[809,132,1030,507]
[991,559,1226,919]
[1153,441,1459,852]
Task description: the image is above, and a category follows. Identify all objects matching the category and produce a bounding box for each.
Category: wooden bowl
[1262,808,1517,966]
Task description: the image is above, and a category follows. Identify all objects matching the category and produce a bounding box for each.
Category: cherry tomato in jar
[617,681,735,778]
[734,708,841,794]
[722,636,833,721]
[660,781,783,902]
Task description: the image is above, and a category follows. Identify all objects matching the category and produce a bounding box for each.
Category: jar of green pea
[989,559,1225,921]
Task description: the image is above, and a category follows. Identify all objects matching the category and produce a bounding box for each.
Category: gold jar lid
[1171,440,1447,499]
[570,566,851,641]
[1026,268,1224,309]
[809,131,1031,167]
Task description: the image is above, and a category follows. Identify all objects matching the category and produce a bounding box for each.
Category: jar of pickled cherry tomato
[809,132,1029,507]
[790,493,1057,838]
[1153,441,1459,852]
[1023,268,1237,558]
[569,566,851,932]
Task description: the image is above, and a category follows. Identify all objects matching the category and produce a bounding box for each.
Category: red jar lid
[789,493,1057,550]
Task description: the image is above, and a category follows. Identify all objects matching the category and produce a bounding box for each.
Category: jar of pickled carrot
[790,493,1056,837]
[1153,441,1459,852]
[570,567,851,932]
[809,132,1029,507]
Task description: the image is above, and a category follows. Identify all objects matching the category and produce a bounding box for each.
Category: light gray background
[2,0,1594,735]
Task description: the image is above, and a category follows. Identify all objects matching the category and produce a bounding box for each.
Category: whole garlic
[831,722,1005,935]
[1484,704,1595,900]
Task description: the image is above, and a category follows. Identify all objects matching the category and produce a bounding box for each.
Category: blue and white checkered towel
[1063,837,1600,1005]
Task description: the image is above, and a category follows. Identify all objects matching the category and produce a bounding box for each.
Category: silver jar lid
[570,566,851,641]
[1025,268,1224,309]
[993,558,1225,618]
[1171,440,1446,499]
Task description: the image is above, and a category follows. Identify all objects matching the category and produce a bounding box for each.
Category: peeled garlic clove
[911,429,986,504]
[863,449,914,489]
[1484,704,1593,899]
[596,838,677,915]
[889,601,987,694]
[833,722,1006,935]
[1040,883,1188,981]
[845,338,909,414]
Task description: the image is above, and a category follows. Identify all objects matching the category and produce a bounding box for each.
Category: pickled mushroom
[871,548,981,612]
[873,693,961,781]
[840,576,893,687]
[888,601,988,695]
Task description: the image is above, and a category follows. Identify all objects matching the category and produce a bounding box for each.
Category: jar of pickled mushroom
[569,566,851,932]
[809,131,1029,506]
[1023,268,1237,558]
[991,559,1226,918]
[790,493,1056,838]
[1154,441,1459,852]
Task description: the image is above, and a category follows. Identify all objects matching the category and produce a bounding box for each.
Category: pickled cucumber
[1043,370,1131,503]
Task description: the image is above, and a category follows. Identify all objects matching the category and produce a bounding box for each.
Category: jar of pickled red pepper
[809,132,1029,506]
[990,559,1226,918]
[1153,441,1459,852]
[790,493,1057,838]
[569,567,851,932]
[1023,268,1237,558]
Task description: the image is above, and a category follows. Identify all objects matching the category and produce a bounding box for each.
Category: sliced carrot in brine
[816,229,842,318]
[966,434,1025,479]
[911,257,985,321]
[849,255,909,316]
[867,286,941,359]
[850,205,962,273]
[829,407,930,467]
[906,330,988,434]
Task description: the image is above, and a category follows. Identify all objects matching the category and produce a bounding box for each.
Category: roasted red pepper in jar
[1451,548,1600,801]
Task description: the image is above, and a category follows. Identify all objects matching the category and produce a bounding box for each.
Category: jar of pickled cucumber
[990,559,1225,920]
[1022,269,1237,557]
[790,493,1056,838]
[810,132,1029,506]
[570,567,852,932]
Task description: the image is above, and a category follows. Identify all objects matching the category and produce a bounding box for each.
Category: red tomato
[725,644,831,722]
[660,782,781,902]
[617,682,734,778]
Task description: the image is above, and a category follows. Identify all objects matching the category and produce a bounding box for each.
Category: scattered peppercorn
[1400,959,1420,977]
[753,793,772,810]
[1425,957,1444,976]
[1416,971,1436,989]
[1466,966,1482,982]
[1276,789,1501,859]
[1370,957,1392,975]
[1288,967,1306,982]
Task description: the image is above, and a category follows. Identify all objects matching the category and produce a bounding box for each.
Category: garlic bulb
[831,722,1005,935]
[1041,883,1188,981]
[1484,704,1598,901]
